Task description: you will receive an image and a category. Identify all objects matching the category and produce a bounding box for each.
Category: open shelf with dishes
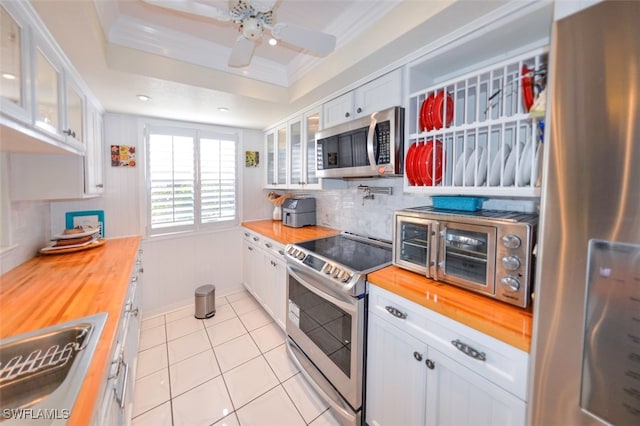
[405,48,547,197]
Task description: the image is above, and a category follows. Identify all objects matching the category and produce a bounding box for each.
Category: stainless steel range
[284,232,392,426]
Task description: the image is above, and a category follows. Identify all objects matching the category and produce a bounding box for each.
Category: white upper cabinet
[323,68,403,129]
[0,1,99,156]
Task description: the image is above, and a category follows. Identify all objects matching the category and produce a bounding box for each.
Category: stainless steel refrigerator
[529,1,640,425]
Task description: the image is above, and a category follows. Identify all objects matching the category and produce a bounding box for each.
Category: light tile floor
[132,290,341,426]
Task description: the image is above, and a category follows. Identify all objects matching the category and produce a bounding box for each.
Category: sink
[0,313,107,424]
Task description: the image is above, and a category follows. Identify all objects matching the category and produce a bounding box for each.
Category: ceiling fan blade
[270,23,336,56]
[228,36,256,67]
[142,0,231,22]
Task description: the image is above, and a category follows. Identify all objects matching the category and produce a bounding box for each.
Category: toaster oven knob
[501,275,521,291]
[502,234,522,249]
[502,255,521,271]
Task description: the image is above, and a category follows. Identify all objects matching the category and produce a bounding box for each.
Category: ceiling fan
[142,0,337,68]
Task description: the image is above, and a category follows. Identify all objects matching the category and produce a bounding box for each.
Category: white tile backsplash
[309,178,432,241]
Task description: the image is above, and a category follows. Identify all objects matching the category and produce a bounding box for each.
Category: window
[146,124,238,235]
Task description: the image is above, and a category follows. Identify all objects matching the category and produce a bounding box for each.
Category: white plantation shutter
[147,125,238,235]
[200,136,236,223]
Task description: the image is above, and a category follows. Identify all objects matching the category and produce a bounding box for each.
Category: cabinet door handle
[248,246,253,251]
[265,243,272,248]
[253,237,259,242]
[244,232,250,237]
[345,112,350,118]
[278,250,285,256]
[270,260,277,267]
[451,339,486,362]
[413,351,423,362]
[385,305,407,320]
[96,184,104,188]
[356,107,362,113]
[425,359,435,369]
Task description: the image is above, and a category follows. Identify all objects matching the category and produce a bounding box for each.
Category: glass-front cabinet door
[34,46,61,136]
[304,110,320,187]
[266,130,276,186]
[64,77,84,145]
[288,117,302,186]
[0,5,30,123]
[277,125,287,185]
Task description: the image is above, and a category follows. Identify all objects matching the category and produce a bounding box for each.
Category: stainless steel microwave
[315,106,404,178]
[393,207,538,308]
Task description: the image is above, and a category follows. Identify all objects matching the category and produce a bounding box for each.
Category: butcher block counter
[0,236,142,425]
[367,266,533,352]
[241,220,339,244]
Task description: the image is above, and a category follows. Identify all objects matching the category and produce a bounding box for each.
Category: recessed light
[218,107,230,113]
[1,72,16,80]
[136,94,151,101]
[268,38,277,46]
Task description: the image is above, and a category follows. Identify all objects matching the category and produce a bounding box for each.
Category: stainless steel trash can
[194,285,215,319]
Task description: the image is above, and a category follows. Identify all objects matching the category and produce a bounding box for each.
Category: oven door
[393,214,438,277]
[286,263,364,411]
[436,221,497,296]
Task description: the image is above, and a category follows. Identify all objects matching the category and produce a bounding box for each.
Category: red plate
[405,143,419,186]
[521,65,534,112]
[412,143,426,185]
[417,140,444,186]
[431,91,454,130]
[420,94,435,131]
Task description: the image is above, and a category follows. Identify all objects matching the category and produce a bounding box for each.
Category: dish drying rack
[406,47,547,197]
[0,335,87,385]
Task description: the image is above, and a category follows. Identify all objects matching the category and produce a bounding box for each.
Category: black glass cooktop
[296,234,391,272]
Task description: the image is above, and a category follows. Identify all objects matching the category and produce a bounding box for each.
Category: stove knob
[324,265,334,275]
[332,268,342,279]
[501,275,521,291]
[296,252,306,260]
[502,256,521,271]
[340,273,351,283]
[502,234,522,249]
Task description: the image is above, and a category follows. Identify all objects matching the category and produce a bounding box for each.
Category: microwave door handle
[366,113,378,169]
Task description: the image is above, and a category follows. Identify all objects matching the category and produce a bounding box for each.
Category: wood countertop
[241,220,340,244]
[367,266,533,352]
[0,236,142,425]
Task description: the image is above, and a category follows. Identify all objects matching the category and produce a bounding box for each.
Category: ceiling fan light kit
[143,0,336,68]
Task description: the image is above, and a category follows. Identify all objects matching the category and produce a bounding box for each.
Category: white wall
[50,113,268,317]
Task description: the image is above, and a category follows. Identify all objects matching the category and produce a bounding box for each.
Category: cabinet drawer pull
[265,243,272,248]
[244,232,250,237]
[248,246,254,251]
[385,305,407,320]
[253,237,259,242]
[425,359,435,369]
[451,339,486,361]
[278,250,285,256]
[413,351,423,362]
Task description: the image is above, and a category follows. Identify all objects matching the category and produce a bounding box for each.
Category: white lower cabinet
[242,232,261,299]
[97,248,143,425]
[242,228,287,329]
[366,284,528,426]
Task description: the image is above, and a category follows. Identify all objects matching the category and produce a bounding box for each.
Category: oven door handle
[366,112,378,169]
[287,266,357,314]
[432,222,442,281]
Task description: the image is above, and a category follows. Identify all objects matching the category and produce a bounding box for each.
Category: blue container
[431,196,486,212]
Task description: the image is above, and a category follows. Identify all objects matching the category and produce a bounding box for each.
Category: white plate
[503,142,523,186]
[531,143,543,186]
[53,227,100,240]
[464,148,484,186]
[488,144,511,186]
[476,147,488,186]
[453,149,473,186]
[517,141,534,186]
